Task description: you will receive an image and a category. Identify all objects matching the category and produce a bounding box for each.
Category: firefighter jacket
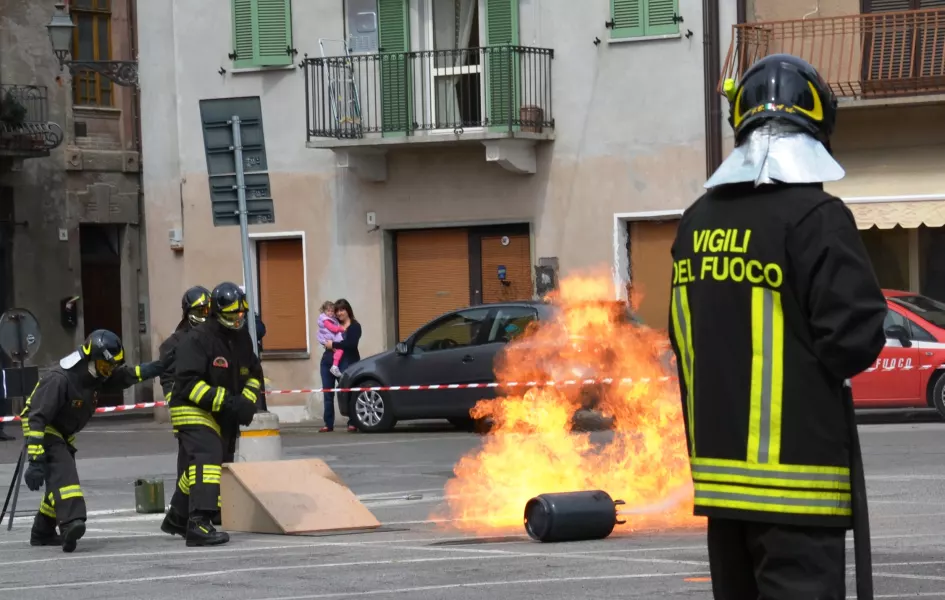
[169,318,264,436]
[158,318,192,400]
[668,182,887,529]
[21,356,162,461]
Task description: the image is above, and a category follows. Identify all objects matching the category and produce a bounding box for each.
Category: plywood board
[221,458,381,535]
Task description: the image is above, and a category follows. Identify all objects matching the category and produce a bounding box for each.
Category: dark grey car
[337,299,676,433]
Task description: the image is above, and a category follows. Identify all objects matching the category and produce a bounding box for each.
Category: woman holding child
[317,298,361,432]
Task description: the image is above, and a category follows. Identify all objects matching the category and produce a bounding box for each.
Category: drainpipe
[702,0,723,177]
[127,0,148,363]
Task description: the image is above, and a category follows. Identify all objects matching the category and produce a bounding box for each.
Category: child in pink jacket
[317,300,345,377]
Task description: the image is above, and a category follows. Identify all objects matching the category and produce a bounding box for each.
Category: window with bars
[861,0,945,93]
[71,0,113,107]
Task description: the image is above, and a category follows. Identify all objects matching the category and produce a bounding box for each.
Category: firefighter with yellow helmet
[668,54,887,597]
[21,329,162,552]
[162,281,262,546]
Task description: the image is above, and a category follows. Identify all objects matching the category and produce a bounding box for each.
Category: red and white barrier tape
[1,363,940,423]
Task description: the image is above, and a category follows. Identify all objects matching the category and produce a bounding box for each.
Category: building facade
[137,0,737,422]
[0,0,151,406]
[728,0,945,301]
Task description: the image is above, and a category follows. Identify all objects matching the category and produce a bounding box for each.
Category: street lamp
[46,2,139,87]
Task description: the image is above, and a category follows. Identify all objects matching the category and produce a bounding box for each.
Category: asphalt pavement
[1,415,945,599]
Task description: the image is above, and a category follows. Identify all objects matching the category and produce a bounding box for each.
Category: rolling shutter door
[258,239,307,352]
[396,228,470,339]
[629,219,679,331]
[480,233,532,303]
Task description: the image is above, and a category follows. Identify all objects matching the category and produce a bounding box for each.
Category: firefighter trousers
[34,435,85,529]
[168,425,223,517]
[706,517,846,600]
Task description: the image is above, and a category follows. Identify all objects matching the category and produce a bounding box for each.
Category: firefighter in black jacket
[162,281,262,546]
[668,54,887,598]
[158,285,211,400]
[21,330,162,552]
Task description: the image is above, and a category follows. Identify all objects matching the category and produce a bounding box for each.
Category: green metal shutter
[644,0,679,36]
[231,0,293,68]
[611,0,644,38]
[378,0,411,136]
[485,0,520,131]
[232,0,255,67]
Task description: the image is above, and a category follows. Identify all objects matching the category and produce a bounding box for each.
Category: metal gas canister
[134,478,166,514]
[524,490,625,543]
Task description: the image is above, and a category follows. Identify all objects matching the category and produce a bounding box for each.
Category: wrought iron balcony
[720,7,945,100]
[0,84,64,157]
[304,45,554,146]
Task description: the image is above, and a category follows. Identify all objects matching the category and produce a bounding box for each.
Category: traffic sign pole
[231,115,259,356]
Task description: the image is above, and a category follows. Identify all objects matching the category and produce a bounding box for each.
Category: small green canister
[134,478,166,514]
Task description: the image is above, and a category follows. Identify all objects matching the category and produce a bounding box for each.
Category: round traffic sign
[0,308,42,362]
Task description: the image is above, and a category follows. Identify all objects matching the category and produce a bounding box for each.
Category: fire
[434,272,704,534]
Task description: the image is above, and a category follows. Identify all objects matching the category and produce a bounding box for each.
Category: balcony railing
[719,7,945,100]
[0,85,63,154]
[304,46,554,142]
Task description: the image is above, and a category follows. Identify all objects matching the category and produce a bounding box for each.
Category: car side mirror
[885,324,912,348]
[395,342,409,355]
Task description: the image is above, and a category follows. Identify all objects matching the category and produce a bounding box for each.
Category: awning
[824,145,945,229]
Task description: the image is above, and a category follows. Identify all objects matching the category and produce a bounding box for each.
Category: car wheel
[930,373,945,419]
[351,380,396,433]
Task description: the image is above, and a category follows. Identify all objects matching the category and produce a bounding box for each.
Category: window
[345,0,379,53]
[413,308,491,352]
[71,0,112,106]
[610,0,680,39]
[890,294,945,329]
[487,306,537,343]
[862,0,945,89]
[883,308,909,332]
[256,237,307,353]
[231,0,294,69]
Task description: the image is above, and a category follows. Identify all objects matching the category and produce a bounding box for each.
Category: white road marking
[286,435,469,450]
[0,554,540,591]
[874,572,945,582]
[244,571,713,600]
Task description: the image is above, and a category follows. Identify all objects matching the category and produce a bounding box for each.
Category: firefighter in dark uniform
[162,281,262,546]
[21,329,162,552]
[158,285,212,401]
[157,285,212,532]
[667,54,887,598]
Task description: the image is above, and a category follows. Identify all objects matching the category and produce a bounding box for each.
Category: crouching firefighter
[668,53,887,599]
[21,330,163,552]
[162,281,262,546]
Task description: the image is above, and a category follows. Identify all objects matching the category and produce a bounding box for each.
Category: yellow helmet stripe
[190,293,207,308]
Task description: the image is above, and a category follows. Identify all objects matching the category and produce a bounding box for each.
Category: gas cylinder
[523,490,625,543]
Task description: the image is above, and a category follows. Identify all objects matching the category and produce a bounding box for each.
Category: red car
[851,289,945,416]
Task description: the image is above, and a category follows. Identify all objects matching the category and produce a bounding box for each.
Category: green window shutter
[232,0,255,68]
[485,0,520,130]
[378,0,411,136]
[255,0,293,66]
[611,0,644,38]
[644,0,680,36]
[231,0,293,69]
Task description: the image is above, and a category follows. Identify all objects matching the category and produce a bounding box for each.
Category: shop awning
[824,145,945,230]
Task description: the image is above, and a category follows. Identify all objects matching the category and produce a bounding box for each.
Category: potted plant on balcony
[0,91,27,128]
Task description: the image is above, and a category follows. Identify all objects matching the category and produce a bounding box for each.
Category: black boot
[185,514,230,547]
[160,509,187,537]
[60,519,86,553]
[29,513,61,547]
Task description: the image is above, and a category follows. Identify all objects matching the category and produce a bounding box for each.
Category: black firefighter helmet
[81,329,125,378]
[726,53,838,149]
[181,285,211,326]
[210,281,248,330]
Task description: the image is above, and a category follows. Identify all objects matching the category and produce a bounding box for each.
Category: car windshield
[888,294,945,329]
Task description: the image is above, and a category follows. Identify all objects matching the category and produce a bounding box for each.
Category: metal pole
[231,115,259,356]
[4,445,24,531]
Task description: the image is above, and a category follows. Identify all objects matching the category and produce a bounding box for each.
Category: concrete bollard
[235,411,282,462]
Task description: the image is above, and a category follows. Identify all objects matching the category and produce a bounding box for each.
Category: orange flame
[433,271,704,534]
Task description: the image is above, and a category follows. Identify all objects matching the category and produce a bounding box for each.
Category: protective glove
[24,459,47,492]
[137,360,163,381]
[235,397,257,427]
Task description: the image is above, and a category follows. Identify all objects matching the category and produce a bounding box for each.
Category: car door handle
[462,354,474,363]
[926,352,935,356]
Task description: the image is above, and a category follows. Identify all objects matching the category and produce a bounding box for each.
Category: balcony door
[861,0,945,96]
[423,0,485,132]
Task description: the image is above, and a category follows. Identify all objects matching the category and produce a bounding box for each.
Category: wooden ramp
[221,458,381,535]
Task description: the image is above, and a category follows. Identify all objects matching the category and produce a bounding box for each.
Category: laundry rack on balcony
[318,39,363,138]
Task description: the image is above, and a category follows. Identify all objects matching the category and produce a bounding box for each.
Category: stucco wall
[138,0,724,407]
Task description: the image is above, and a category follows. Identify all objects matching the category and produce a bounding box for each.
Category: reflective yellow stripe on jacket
[685,284,851,518]
[670,285,695,456]
[169,405,221,436]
